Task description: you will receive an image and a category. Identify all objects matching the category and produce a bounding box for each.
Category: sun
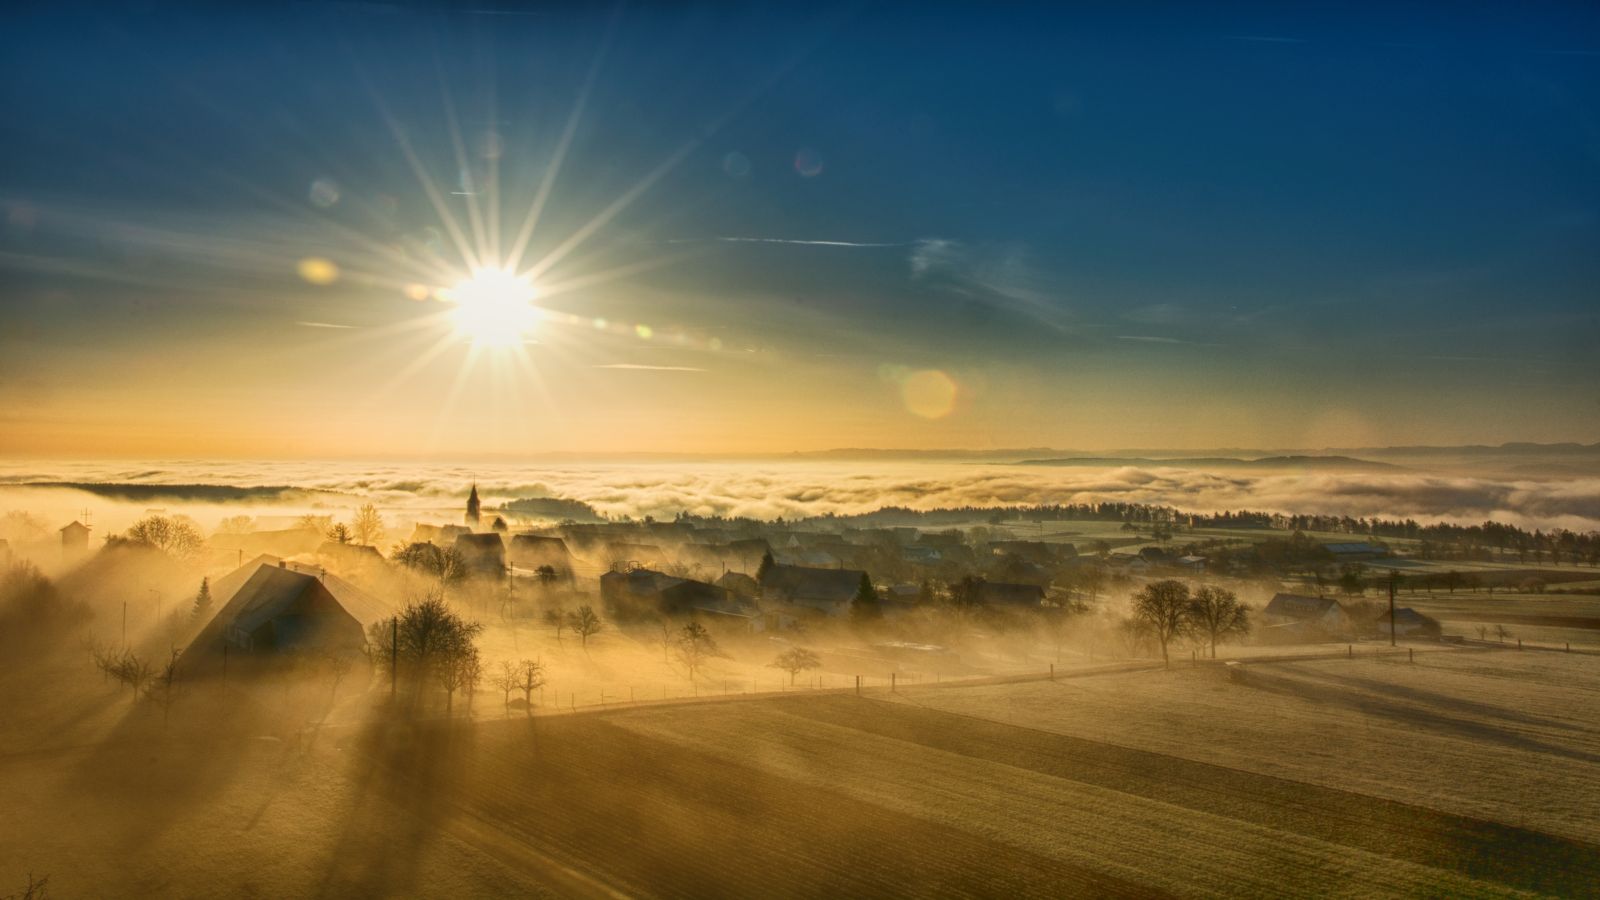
[445,268,540,347]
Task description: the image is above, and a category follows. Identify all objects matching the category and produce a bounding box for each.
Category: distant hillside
[502,496,605,522]
[8,482,320,502]
[1017,455,1401,471]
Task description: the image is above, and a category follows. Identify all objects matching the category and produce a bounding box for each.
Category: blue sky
[1,2,1597,455]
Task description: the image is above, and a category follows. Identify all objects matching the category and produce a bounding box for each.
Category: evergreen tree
[850,573,881,622]
[190,577,212,623]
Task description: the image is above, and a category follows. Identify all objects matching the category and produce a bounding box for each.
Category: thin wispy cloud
[909,238,1079,336]
[667,237,909,248]
[1117,335,1223,348]
[1223,34,1308,44]
[592,363,707,372]
[295,321,356,329]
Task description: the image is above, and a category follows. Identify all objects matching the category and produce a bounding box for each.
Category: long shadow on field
[774,694,1600,897]
[1243,669,1600,765]
[64,685,270,861]
[313,711,475,898]
[407,710,1161,899]
[1316,669,1600,734]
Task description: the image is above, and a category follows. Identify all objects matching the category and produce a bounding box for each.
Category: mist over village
[3,3,1599,899]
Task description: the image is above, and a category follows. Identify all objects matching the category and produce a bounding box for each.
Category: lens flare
[901,369,958,418]
[296,257,339,285]
[444,268,539,347]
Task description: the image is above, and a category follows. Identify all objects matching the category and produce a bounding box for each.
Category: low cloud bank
[3,461,1598,533]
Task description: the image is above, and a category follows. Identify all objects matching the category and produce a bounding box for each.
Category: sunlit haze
[2,4,1597,458]
[2,4,1598,899]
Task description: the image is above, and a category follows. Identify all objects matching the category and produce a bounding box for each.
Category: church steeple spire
[466,483,481,527]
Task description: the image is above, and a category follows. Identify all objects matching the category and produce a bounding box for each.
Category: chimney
[279,560,286,568]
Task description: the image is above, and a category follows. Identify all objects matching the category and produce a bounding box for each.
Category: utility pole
[1388,569,1398,647]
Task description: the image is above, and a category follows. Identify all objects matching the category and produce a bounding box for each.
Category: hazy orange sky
[2,5,1597,458]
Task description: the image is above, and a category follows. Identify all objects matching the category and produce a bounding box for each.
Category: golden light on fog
[902,369,958,419]
[443,268,540,347]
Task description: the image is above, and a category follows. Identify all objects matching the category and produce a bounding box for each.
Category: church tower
[466,483,481,528]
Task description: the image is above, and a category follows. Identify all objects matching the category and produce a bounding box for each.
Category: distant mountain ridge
[1017,455,1401,471]
[785,441,1599,463]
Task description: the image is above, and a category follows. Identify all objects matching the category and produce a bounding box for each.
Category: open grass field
[3,648,1598,897]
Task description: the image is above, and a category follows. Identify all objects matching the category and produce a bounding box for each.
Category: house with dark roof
[60,520,91,554]
[1323,542,1390,561]
[600,569,729,620]
[509,534,575,574]
[759,563,865,617]
[316,541,386,572]
[715,571,759,601]
[183,563,379,674]
[975,580,1046,609]
[1375,607,1441,638]
[453,533,506,577]
[1262,593,1350,636]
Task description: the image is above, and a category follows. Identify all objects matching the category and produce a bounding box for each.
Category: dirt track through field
[773,695,1600,897]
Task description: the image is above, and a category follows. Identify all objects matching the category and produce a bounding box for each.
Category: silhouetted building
[760,563,865,617]
[974,580,1046,608]
[453,532,505,577]
[60,520,91,555]
[509,534,575,575]
[600,569,729,620]
[182,562,390,675]
[1262,593,1350,636]
[1376,607,1441,638]
[715,571,759,601]
[466,483,482,527]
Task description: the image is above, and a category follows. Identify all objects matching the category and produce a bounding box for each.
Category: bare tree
[770,647,821,685]
[568,604,603,648]
[351,502,386,546]
[490,661,519,708]
[461,650,483,711]
[1131,579,1191,666]
[1187,586,1249,659]
[393,543,467,587]
[436,645,480,715]
[325,651,354,701]
[326,522,353,545]
[656,616,673,663]
[676,621,719,681]
[1116,617,1150,658]
[543,607,568,641]
[366,592,483,702]
[144,648,183,724]
[109,651,155,701]
[515,658,544,710]
[1493,623,1513,643]
[1039,600,1086,662]
[3,871,49,900]
[124,515,205,561]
